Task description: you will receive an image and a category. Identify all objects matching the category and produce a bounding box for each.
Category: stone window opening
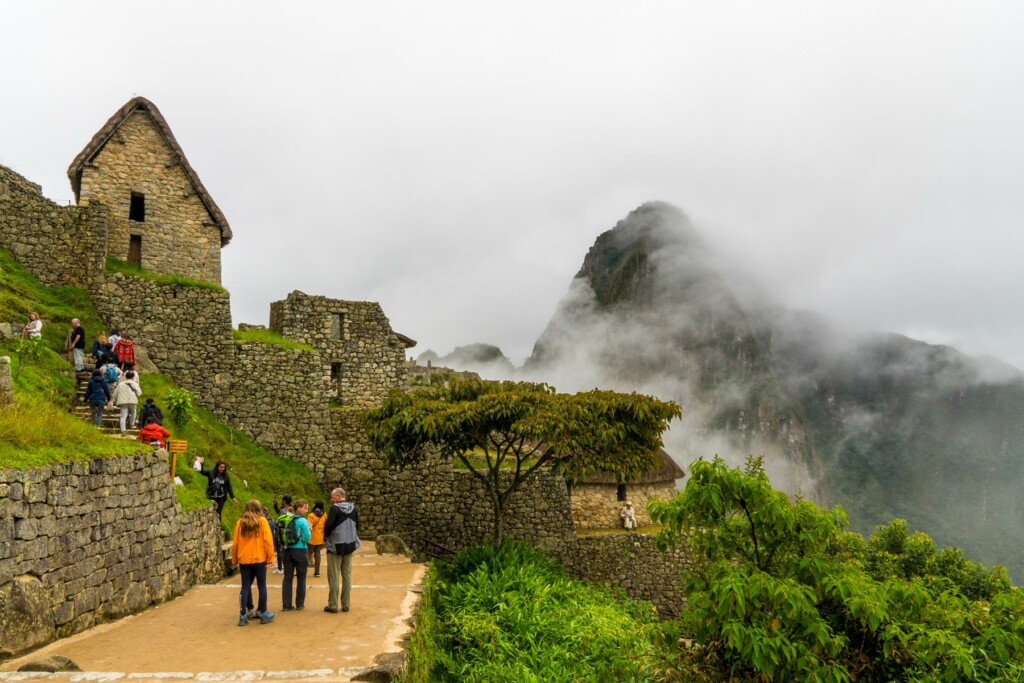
[129,192,145,222]
[617,483,627,501]
[330,313,345,340]
[330,362,342,397]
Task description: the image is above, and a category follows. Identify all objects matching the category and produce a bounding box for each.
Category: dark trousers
[308,543,324,575]
[239,563,268,616]
[282,547,309,609]
[213,497,226,520]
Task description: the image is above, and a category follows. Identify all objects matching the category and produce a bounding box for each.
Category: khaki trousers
[326,551,353,610]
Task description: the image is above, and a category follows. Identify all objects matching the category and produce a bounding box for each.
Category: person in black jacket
[139,398,164,426]
[196,456,238,520]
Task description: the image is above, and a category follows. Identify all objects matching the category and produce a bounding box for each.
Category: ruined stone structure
[68,97,231,284]
[570,449,684,529]
[0,453,223,659]
[0,96,691,626]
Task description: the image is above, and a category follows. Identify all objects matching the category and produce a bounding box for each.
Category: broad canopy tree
[364,379,681,543]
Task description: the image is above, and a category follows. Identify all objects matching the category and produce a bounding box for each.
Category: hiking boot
[282,606,294,611]
[260,610,275,624]
[323,606,338,614]
[247,609,261,619]
[238,613,248,626]
[342,607,350,612]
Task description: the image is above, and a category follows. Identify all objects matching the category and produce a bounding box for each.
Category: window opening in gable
[616,484,627,501]
[330,363,342,384]
[129,192,145,222]
[330,313,344,340]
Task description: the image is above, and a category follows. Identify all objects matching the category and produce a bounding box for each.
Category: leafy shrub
[165,388,197,429]
[403,542,665,682]
[649,456,1024,682]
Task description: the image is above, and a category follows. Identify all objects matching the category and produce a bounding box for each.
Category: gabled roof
[578,448,685,485]
[67,96,232,246]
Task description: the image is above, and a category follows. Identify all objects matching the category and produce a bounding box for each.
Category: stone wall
[225,341,333,477]
[570,481,676,529]
[0,165,108,291]
[0,451,224,660]
[565,534,689,615]
[270,292,408,408]
[91,273,235,394]
[77,110,223,284]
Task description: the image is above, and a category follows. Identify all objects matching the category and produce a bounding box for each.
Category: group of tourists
[230,487,360,626]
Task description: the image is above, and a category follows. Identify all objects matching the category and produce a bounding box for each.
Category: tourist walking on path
[139,398,163,426]
[111,370,141,433]
[196,457,239,521]
[307,500,327,578]
[69,318,85,371]
[281,499,311,611]
[91,331,108,363]
[22,312,42,339]
[84,368,111,427]
[324,487,360,613]
[231,499,276,626]
[113,333,136,369]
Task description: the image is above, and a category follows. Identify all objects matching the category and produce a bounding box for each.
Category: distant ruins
[0,97,689,624]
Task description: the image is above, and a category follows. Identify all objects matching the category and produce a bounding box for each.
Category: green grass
[232,328,315,352]
[402,542,667,682]
[105,257,224,291]
[1,248,324,536]
[128,374,325,534]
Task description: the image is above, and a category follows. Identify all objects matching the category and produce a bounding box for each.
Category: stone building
[268,290,416,408]
[569,448,684,529]
[67,97,232,284]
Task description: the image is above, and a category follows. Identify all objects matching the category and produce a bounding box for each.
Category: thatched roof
[578,448,685,485]
[67,97,232,246]
[395,332,417,349]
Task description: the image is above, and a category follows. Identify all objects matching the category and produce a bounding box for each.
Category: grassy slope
[0,249,324,535]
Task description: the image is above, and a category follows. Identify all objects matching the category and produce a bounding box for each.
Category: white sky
[3,1,1023,368]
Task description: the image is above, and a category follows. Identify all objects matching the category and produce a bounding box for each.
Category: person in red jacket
[114,333,136,369]
[136,422,170,448]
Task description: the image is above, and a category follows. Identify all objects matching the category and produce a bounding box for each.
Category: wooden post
[168,440,188,481]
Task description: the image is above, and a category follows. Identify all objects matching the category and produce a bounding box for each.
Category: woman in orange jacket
[232,499,276,626]
[307,500,327,577]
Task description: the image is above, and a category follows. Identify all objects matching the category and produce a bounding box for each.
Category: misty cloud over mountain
[441,202,1024,577]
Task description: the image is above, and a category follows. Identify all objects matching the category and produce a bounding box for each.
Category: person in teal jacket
[280,499,311,611]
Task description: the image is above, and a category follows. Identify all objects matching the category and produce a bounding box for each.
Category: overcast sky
[3,2,1023,368]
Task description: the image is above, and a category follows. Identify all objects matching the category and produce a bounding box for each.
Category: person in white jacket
[112,370,142,433]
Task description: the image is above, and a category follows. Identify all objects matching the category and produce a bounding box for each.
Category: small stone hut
[67,96,231,284]
[569,448,684,529]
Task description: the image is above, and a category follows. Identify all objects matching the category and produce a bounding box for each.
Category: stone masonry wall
[0,165,108,291]
[270,292,408,408]
[224,341,333,477]
[570,481,676,529]
[78,110,223,284]
[565,534,690,616]
[91,273,235,395]
[0,451,224,660]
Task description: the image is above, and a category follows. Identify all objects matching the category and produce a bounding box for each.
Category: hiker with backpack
[196,456,239,521]
[231,499,276,626]
[271,494,291,574]
[139,398,163,426]
[84,368,112,427]
[100,357,122,388]
[324,487,360,614]
[277,499,311,611]
[111,370,142,433]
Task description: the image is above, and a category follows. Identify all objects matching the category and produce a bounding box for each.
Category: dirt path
[0,542,424,682]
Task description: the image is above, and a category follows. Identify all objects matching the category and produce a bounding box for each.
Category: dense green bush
[403,542,666,682]
[649,456,1024,682]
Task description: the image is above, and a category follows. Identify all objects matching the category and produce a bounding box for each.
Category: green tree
[649,456,1024,682]
[365,379,680,543]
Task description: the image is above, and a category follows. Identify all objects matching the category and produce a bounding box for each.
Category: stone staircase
[72,359,140,439]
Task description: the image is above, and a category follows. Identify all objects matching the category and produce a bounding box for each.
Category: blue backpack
[104,365,118,383]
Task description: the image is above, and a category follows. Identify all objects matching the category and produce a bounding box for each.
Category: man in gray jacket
[323,487,360,613]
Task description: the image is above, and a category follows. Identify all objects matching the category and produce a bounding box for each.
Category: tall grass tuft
[403,542,667,682]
